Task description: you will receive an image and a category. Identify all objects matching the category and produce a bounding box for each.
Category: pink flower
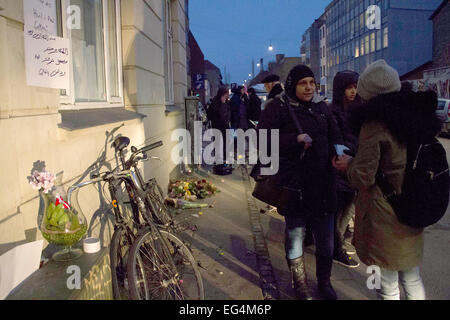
[30,170,55,194]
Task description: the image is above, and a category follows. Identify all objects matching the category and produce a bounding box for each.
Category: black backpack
[377,138,450,229]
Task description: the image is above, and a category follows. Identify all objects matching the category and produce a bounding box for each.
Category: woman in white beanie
[332,60,442,300]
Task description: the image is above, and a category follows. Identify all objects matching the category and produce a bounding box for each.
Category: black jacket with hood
[330,71,360,194]
[257,65,344,217]
[267,83,284,100]
[209,87,231,131]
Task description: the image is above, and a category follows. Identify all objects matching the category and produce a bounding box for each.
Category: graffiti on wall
[408,67,450,99]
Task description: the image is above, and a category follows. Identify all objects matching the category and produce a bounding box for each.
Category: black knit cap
[284,64,315,99]
[261,74,280,83]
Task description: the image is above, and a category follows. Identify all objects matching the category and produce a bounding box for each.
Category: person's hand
[332,154,352,172]
[297,134,313,149]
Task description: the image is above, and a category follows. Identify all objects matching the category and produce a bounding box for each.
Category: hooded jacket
[257,65,343,217]
[209,87,231,131]
[330,71,360,193]
[346,89,441,270]
[267,83,284,100]
[230,87,249,129]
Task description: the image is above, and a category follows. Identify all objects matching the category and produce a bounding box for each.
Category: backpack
[377,138,450,229]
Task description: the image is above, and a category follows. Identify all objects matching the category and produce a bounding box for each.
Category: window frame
[163,0,175,106]
[58,0,124,110]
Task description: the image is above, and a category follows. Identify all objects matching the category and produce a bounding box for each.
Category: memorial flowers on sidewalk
[168,179,220,201]
[165,179,220,210]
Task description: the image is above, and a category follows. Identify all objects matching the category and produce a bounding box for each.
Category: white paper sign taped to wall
[23,0,71,90]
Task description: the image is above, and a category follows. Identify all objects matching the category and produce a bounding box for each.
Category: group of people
[207,59,442,300]
[257,60,441,300]
[206,81,262,169]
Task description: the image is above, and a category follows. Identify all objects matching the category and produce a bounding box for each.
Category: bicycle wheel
[127,227,184,300]
[110,227,134,300]
[159,230,205,300]
[145,179,173,226]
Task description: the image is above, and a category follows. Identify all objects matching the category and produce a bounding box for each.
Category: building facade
[188,31,206,104]
[316,0,441,97]
[0,0,190,254]
[204,60,223,101]
[430,0,450,69]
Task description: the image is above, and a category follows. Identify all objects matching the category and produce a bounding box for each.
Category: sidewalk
[172,163,449,300]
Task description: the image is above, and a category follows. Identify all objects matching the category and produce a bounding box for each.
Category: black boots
[287,256,313,300]
[316,255,338,300]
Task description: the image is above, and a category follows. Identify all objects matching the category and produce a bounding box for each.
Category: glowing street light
[268,44,274,51]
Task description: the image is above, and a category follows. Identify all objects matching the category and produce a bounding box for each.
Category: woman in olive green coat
[333,60,442,300]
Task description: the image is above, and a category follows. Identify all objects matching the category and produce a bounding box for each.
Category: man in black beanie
[257,64,344,300]
[261,74,284,100]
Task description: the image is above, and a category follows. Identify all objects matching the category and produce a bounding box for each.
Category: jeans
[285,213,334,260]
[334,191,355,255]
[377,266,426,300]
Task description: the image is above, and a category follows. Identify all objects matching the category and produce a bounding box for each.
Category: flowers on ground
[168,179,220,201]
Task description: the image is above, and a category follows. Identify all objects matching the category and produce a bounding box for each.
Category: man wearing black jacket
[262,74,284,100]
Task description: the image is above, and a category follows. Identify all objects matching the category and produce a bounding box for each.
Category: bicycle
[112,137,204,300]
[68,138,204,300]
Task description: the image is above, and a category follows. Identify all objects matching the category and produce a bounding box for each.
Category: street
[177,137,450,300]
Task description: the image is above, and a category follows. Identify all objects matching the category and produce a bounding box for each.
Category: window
[370,32,375,53]
[360,13,364,30]
[360,37,365,56]
[58,0,123,107]
[377,30,382,50]
[365,35,370,54]
[164,0,174,104]
[383,26,389,48]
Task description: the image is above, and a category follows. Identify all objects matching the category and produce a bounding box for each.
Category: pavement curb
[240,166,280,300]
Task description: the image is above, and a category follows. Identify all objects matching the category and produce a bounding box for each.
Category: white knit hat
[357,59,401,101]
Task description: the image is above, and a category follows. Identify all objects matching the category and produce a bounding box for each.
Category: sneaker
[346,247,356,255]
[334,251,360,268]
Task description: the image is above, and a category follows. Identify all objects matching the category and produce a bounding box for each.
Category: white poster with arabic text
[24,0,71,90]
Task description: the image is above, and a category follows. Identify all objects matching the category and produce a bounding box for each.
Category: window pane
[377,30,382,50]
[383,26,389,48]
[108,0,119,98]
[71,0,106,102]
[360,38,364,56]
[164,0,174,104]
[370,33,375,52]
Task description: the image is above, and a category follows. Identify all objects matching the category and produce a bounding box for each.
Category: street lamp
[268,44,274,51]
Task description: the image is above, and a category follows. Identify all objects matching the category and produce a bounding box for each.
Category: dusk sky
[189,0,332,85]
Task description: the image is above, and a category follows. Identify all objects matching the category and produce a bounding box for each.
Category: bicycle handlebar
[127,141,163,166]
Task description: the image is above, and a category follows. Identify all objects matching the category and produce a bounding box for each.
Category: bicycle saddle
[112,136,130,151]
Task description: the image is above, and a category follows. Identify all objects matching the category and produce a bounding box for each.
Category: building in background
[0,0,190,254]
[249,54,302,88]
[204,60,224,101]
[430,0,450,69]
[188,31,206,104]
[303,0,441,97]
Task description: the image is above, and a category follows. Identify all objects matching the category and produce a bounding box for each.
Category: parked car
[436,98,450,135]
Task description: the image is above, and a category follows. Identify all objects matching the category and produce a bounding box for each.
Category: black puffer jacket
[257,93,344,217]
